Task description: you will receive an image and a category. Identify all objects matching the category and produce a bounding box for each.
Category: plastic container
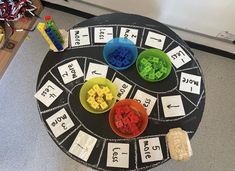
[136,49,172,82]
[103,38,138,70]
[109,99,148,138]
[80,77,118,114]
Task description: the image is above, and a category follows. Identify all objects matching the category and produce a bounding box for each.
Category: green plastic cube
[160,66,168,73]
[156,71,163,79]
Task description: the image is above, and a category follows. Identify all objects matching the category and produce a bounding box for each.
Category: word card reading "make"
[145,31,166,50]
[58,60,84,84]
[34,80,63,107]
[70,27,90,47]
[94,27,113,43]
[139,137,163,163]
[113,77,132,100]
[119,27,139,44]
[46,108,74,137]
[85,63,108,80]
[133,90,157,115]
[180,72,201,95]
[167,46,191,69]
[69,130,97,162]
[106,143,129,168]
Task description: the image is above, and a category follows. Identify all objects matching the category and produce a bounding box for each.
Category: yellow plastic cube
[96,97,105,104]
[87,96,95,104]
[100,101,108,110]
[102,86,110,94]
[97,89,104,97]
[88,88,96,96]
[90,101,99,109]
[93,84,100,92]
[105,93,113,101]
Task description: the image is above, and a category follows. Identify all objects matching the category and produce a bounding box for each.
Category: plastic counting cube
[102,87,110,94]
[87,96,95,104]
[115,120,123,128]
[106,93,113,100]
[100,101,108,110]
[92,84,100,92]
[91,101,99,109]
[156,71,163,79]
[88,89,96,96]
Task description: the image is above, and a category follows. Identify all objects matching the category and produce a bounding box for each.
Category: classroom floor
[0,7,235,171]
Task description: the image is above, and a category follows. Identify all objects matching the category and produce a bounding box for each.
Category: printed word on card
[145,31,166,50]
[34,80,63,107]
[139,137,163,163]
[58,60,84,84]
[161,95,185,118]
[94,27,113,43]
[167,46,191,68]
[70,27,90,47]
[133,90,157,115]
[119,27,138,44]
[179,72,201,95]
[85,63,108,80]
[46,108,74,137]
[113,77,132,100]
[106,143,129,168]
[69,130,97,162]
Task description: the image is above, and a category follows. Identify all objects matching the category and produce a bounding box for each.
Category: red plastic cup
[109,99,148,138]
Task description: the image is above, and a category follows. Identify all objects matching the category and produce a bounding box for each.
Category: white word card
[113,77,132,100]
[133,90,157,115]
[145,31,166,50]
[167,46,191,68]
[69,130,97,162]
[58,60,84,84]
[161,95,185,118]
[139,137,163,163]
[70,27,90,47]
[179,72,201,95]
[46,108,74,137]
[119,27,138,44]
[85,63,108,80]
[106,143,129,168]
[94,27,113,43]
[34,80,63,107]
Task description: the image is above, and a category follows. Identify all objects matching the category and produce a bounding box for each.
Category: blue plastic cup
[103,38,138,70]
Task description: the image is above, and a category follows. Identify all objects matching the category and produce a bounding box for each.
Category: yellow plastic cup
[79,77,118,114]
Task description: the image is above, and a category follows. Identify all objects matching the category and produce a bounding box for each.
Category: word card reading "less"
[133,90,157,115]
[167,46,191,69]
[119,27,138,44]
[106,143,129,168]
[139,137,163,163]
[85,63,108,80]
[179,72,201,95]
[94,27,113,43]
[113,77,132,100]
[34,80,63,107]
[70,27,90,47]
[145,31,166,50]
[58,60,84,84]
[69,130,97,162]
[46,108,74,137]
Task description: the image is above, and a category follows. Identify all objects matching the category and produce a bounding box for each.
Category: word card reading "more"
[85,63,108,80]
[106,143,129,168]
[145,31,166,50]
[161,95,185,118]
[58,60,84,84]
[34,80,63,107]
[180,72,202,95]
[139,137,163,163]
[94,27,113,43]
[167,46,191,69]
[133,90,157,115]
[70,27,90,47]
[119,27,139,44]
[69,130,97,162]
[46,108,74,137]
[113,77,132,100]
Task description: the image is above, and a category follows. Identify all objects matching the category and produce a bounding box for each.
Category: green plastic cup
[136,49,172,82]
[79,77,118,114]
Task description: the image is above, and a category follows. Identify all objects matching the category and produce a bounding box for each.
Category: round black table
[35,13,205,171]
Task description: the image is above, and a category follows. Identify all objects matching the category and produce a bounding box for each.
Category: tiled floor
[0,7,235,171]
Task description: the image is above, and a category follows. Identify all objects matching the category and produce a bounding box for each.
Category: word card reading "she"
[94,27,113,43]
[70,27,90,47]
[46,108,74,137]
[119,27,139,44]
[139,137,163,163]
[106,143,129,168]
[167,46,191,69]
[69,130,97,162]
[180,72,201,95]
[145,31,166,50]
[34,80,63,107]
[113,77,132,100]
[58,60,84,84]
